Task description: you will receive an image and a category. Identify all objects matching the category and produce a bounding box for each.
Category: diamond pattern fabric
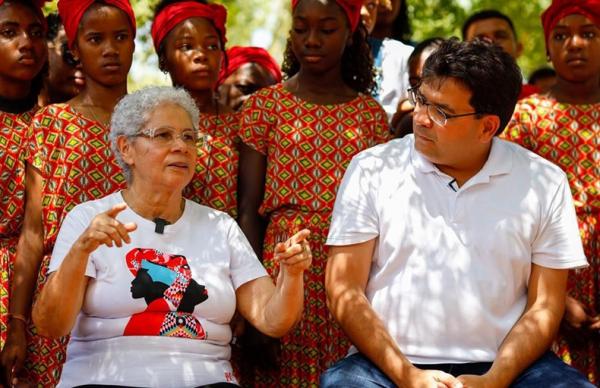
[21,103,126,387]
[240,84,390,386]
[1,109,35,348]
[184,112,239,218]
[506,95,599,384]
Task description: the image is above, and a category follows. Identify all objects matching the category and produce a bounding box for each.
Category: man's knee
[320,353,395,388]
[511,352,595,387]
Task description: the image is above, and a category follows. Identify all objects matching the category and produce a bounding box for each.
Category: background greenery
[43,0,552,90]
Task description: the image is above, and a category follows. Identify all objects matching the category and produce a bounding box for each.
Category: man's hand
[457,374,497,388]
[405,367,463,388]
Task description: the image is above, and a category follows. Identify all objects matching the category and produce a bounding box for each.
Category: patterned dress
[0,109,35,348]
[184,112,240,218]
[23,103,126,387]
[240,84,390,387]
[505,95,600,384]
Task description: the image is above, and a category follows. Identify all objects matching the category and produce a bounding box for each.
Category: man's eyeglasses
[407,87,482,126]
[132,126,199,147]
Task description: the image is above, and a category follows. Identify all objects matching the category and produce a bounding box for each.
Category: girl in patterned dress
[218,46,282,112]
[2,1,136,386]
[238,0,390,386]
[152,0,240,218]
[0,0,46,372]
[505,0,600,383]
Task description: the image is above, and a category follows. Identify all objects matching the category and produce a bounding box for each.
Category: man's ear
[480,114,500,142]
[515,41,524,59]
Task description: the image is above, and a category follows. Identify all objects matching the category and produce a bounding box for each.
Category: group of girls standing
[0,0,387,386]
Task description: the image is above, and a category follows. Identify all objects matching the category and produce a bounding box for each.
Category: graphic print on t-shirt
[123,248,208,339]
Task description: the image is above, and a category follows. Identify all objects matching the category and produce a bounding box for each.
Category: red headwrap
[57,0,136,48]
[218,46,282,85]
[151,2,227,52]
[291,0,364,32]
[542,0,600,46]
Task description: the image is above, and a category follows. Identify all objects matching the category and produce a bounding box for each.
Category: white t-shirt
[372,38,414,121]
[327,136,587,364]
[49,191,268,387]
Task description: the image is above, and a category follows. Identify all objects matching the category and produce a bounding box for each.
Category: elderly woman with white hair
[32,86,312,388]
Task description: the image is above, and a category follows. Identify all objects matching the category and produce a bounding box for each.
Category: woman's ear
[117,135,135,167]
[158,54,168,74]
[71,43,80,62]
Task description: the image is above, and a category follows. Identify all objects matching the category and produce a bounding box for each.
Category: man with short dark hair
[320,39,594,388]
[462,10,522,58]
[462,10,538,99]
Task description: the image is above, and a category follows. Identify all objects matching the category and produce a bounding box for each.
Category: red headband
[542,0,600,48]
[291,0,363,32]
[57,0,136,48]
[151,2,227,52]
[218,46,282,85]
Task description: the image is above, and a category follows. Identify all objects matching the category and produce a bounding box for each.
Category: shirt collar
[474,137,513,181]
[410,136,513,183]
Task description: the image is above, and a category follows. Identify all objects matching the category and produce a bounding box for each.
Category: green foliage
[409,0,552,78]
[409,0,467,42]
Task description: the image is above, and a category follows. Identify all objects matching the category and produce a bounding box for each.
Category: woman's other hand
[274,229,312,277]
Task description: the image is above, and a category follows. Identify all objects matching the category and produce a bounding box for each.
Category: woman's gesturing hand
[274,229,312,277]
[76,203,137,255]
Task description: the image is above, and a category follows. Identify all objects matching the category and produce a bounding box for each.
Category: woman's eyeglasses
[132,126,199,147]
